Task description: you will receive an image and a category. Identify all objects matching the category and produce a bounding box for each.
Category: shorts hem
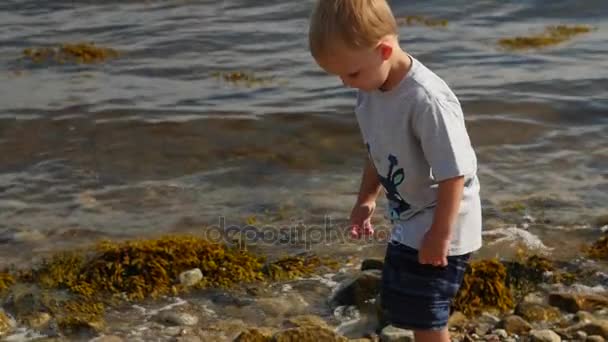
[387,321,448,331]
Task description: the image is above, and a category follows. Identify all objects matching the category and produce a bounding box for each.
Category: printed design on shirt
[366,143,411,221]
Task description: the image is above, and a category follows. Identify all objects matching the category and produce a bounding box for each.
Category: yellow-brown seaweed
[0,272,14,293]
[453,259,514,317]
[397,15,448,27]
[23,42,119,64]
[586,234,608,260]
[499,25,592,50]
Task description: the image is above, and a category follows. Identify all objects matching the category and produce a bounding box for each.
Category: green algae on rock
[23,42,120,64]
[397,15,448,27]
[453,259,514,317]
[499,25,592,50]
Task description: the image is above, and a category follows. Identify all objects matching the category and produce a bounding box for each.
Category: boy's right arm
[350,156,382,230]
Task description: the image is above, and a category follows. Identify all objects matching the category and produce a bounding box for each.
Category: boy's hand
[419,228,450,266]
[350,201,375,239]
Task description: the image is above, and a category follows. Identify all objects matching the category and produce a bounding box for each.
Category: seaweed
[499,25,592,50]
[453,259,514,317]
[23,42,119,64]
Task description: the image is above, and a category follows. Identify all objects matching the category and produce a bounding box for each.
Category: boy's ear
[378,42,393,61]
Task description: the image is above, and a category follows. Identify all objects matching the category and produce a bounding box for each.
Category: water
[0,0,607,267]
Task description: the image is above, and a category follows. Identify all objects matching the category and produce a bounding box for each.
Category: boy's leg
[413,328,450,342]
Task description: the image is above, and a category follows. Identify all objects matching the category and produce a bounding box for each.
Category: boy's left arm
[418,175,465,266]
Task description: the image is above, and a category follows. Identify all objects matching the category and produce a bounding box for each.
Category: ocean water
[0,0,607,266]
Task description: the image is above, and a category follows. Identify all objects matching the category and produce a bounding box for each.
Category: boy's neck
[379,49,412,92]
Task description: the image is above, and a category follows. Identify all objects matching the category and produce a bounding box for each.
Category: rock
[273,326,348,342]
[448,311,468,329]
[480,312,501,325]
[179,269,203,287]
[164,326,184,336]
[333,305,360,322]
[380,325,414,342]
[22,312,52,330]
[516,302,561,322]
[475,323,493,336]
[523,292,546,304]
[361,259,384,271]
[283,315,331,330]
[330,270,382,308]
[257,293,309,316]
[0,310,14,336]
[484,334,500,342]
[549,293,608,313]
[234,328,273,342]
[493,329,508,338]
[587,336,605,342]
[577,311,597,324]
[529,329,561,342]
[154,312,199,326]
[499,315,533,335]
[575,330,588,340]
[567,321,608,338]
[172,336,202,342]
[92,336,125,342]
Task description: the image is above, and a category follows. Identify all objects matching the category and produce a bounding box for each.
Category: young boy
[309,1,482,341]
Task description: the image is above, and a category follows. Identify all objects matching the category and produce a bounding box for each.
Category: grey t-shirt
[354,56,482,255]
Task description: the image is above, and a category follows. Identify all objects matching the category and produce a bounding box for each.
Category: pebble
[154,312,199,326]
[178,269,203,287]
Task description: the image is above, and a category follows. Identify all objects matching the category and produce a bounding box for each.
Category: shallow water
[0,0,607,317]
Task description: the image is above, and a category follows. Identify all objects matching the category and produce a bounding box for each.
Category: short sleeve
[413,97,477,181]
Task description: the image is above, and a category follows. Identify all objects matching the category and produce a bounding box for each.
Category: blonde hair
[309,0,398,59]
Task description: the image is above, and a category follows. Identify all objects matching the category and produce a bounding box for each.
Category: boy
[308,1,482,341]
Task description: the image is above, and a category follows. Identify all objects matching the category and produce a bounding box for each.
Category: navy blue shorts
[380,241,470,331]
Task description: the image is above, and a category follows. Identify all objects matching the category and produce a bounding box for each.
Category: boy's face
[316,43,391,92]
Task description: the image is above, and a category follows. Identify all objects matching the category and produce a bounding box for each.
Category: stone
[380,325,414,342]
[493,329,508,338]
[587,336,605,342]
[576,311,596,324]
[257,293,309,316]
[273,326,348,342]
[448,311,468,329]
[23,312,52,330]
[567,321,608,338]
[283,315,331,330]
[178,269,203,287]
[574,330,588,340]
[361,259,384,271]
[92,336,125,342]
[529,329,561,342]
[484,334,500,342]
[499,315,533,335]
[475,323,493,336]
[0,311,14,336]
[480,312,501,325]
[164,326,183,336]
[234,328,272,342]
[516,302,561,322]
[172,337,202,342]
[154,312,199,326]
[523,292,546,304]
[330,270,382,308]
[548,293,608,313]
